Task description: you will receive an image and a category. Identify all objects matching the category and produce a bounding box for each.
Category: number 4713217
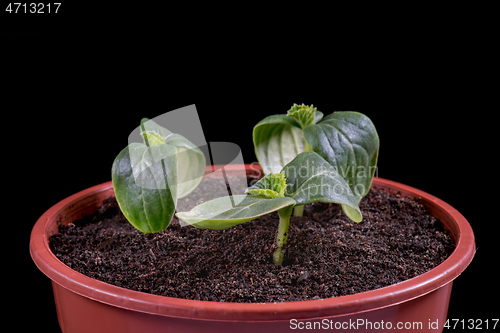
[444,319,499,330]
[6,3,61,14]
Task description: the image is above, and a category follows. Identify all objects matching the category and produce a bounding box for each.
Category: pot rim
[30,164,475,321]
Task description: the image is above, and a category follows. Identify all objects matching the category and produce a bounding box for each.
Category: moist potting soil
[49,176,455,303]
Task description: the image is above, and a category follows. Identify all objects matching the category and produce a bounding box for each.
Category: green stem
[293,205,304,217]
[304,139,311,152]
[273,205,294,265]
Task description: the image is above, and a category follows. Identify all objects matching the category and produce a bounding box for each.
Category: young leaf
[282,151,362,222]
[176,195,296,230]
[112,143,178,233]
[141,131,165,146]
[141,118,206,198]
[112,118,206,233]
[303,112,379,203]
[286,103,318,129]
[253,107,323,174]
[245,172,286,198]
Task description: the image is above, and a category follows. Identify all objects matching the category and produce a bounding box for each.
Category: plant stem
[293,205,304,217]
[304,139,311,152]
[273,205,294,265]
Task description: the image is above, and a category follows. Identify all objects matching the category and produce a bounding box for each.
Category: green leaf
[245,172,287,198]
[282,151,362,222]
[140,131,165,146]
[253,110,323,175]
[112,118,206,233]
[112,143,178,233]
[176,195,296,230]
[303,112,379,203]
[141,118,206,198]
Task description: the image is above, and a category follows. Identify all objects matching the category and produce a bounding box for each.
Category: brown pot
[30,164,475,332]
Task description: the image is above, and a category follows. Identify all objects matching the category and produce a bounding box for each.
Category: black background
[3,4,495,332]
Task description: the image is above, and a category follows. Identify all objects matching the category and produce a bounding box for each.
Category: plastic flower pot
[30,164,475,333]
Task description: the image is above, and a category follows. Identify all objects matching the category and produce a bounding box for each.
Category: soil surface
[50,175,455,303]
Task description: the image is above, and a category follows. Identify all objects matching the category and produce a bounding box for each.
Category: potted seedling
[31,104,475,333]
[177,152,363,265]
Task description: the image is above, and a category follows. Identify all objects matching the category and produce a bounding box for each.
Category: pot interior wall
[372,182,460,244]
[48,187,115,236]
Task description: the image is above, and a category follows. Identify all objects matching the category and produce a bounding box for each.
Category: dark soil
[49,176,455,303]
